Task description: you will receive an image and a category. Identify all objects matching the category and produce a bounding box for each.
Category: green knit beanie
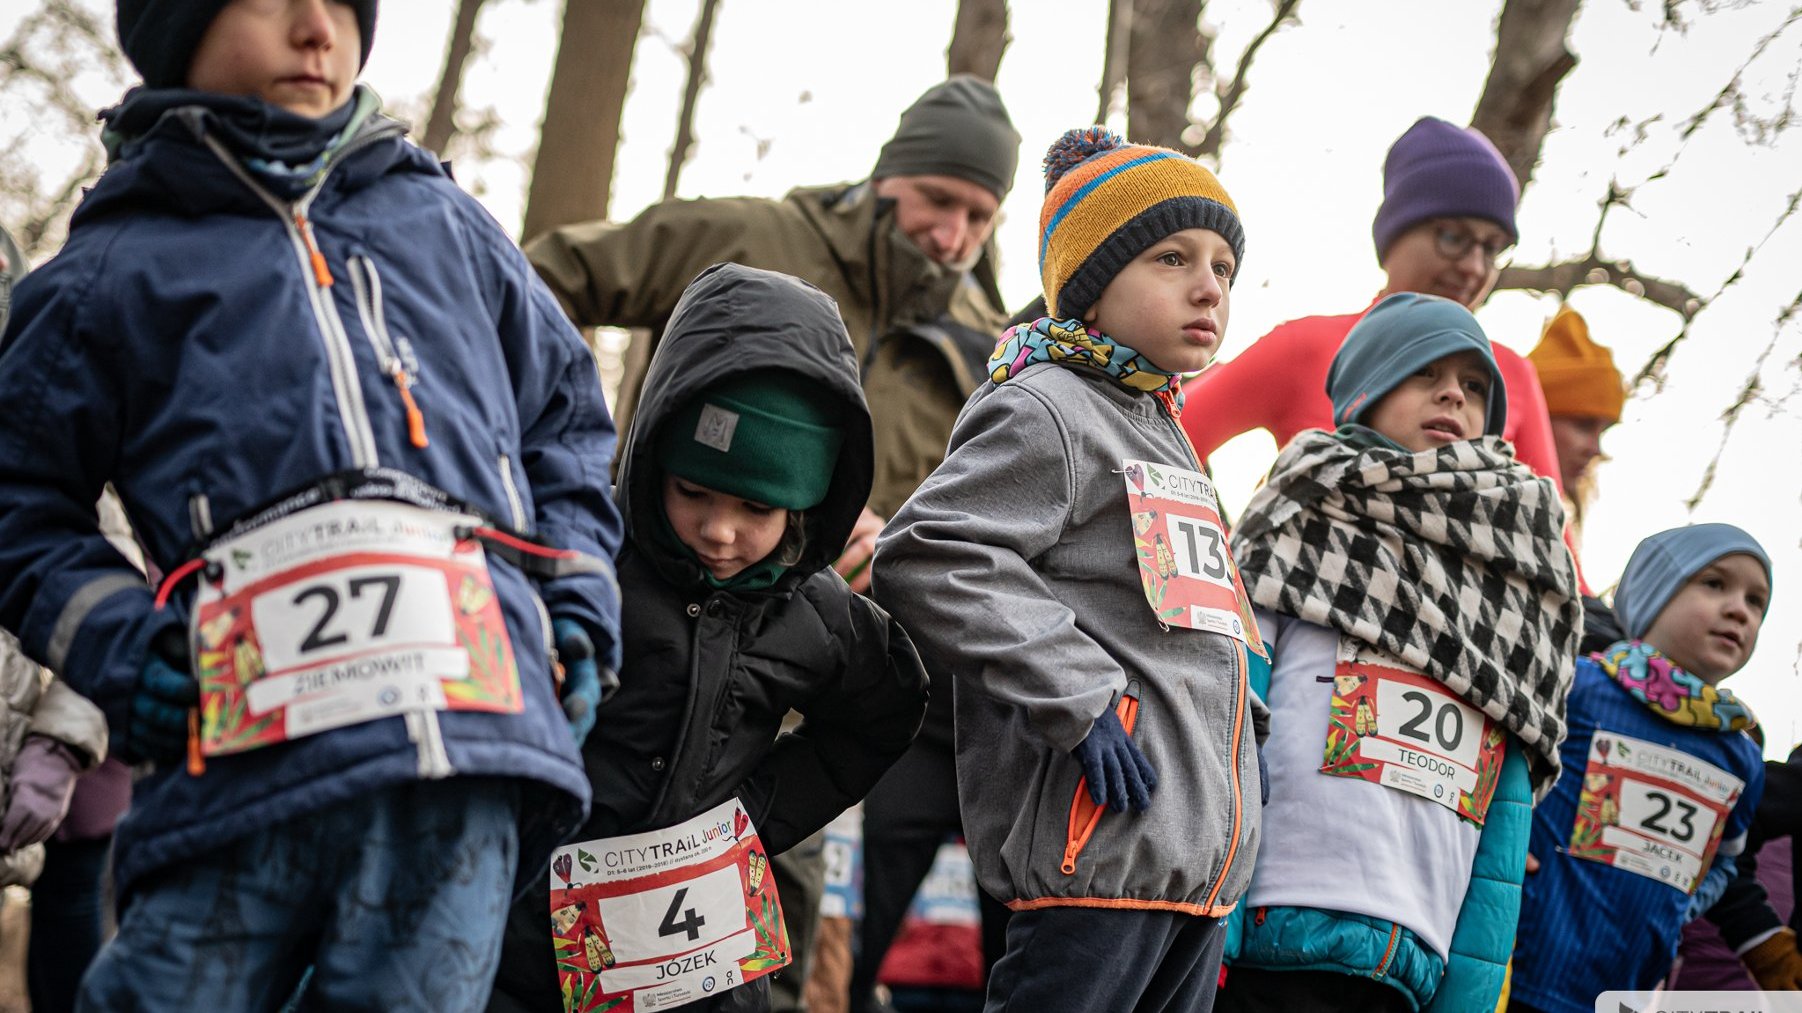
[658,370,844,510]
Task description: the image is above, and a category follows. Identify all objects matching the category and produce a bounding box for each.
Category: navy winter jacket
[0,100,620,898]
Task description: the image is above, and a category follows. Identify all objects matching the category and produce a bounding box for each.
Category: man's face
[186,0,360,119]
[873,174,1001,269]
[1379,217,1513,310]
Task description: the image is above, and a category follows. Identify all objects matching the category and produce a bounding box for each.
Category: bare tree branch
[662,0,722,200]
[1194,0,1301,160]
[1496,255,1706,318]
[947,0,1010,82]
[421,0,488,155]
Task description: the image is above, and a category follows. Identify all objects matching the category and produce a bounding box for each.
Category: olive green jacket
[523,182,1010,518]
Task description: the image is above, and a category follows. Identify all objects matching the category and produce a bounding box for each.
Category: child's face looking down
[1642,553,1769,684]
[1082,228,1234,375]
[187,0,360,119]
[1362,350,1491,453]
[662,475,789,581]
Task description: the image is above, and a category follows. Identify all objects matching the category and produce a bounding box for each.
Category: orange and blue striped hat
[1038,127,1243,320]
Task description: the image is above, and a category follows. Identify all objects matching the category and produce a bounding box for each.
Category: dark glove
[1072,706,1157,813]
[114,627,197,766]
[1744,927,1802,990]
[553,617,612,747]
[1257,743,1270,806]
[0,736,84,851]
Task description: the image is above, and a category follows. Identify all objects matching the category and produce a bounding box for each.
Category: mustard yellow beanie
[1527,305,1624,421]
[1038,128,1243,321]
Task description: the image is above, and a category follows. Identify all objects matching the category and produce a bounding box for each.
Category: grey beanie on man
[872,75,1022,200]
[116,0,379,90]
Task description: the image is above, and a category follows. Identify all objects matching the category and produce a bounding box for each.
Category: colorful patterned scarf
[986,317,1184,410]
[1597,640,1757,733]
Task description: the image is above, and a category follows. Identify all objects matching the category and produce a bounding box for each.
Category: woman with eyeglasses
[1179,116,1563,498]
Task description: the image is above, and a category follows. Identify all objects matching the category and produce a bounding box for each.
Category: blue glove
[1072,706,1157,813]
[114,628,198,766]
[553,618,607,746]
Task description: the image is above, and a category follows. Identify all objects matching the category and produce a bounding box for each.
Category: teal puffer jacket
[1229,742,1530,1012]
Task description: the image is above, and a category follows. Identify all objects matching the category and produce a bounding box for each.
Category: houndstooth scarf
[1232,430,1582,797]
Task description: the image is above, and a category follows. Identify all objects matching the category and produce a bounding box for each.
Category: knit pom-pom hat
[1037,127,1244,321]
[1527,305,1624,422]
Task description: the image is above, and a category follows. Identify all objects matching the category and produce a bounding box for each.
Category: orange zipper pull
[187,708,206,776]
[294,213,334,287]
[391,365,429,448]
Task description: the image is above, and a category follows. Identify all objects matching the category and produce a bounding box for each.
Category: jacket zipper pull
[389,361,429,448]
[294,212,334,287]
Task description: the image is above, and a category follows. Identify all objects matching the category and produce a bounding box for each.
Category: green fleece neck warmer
[658,370,843,511]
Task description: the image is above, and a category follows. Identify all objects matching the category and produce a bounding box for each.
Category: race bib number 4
[1568,731,1744,893]
[1319,641,1505,825]
[191,500,522,756]
[550,798,789,1012]
[1121,459,1261,648]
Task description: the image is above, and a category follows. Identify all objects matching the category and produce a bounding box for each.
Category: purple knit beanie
[1371,117,1520,263]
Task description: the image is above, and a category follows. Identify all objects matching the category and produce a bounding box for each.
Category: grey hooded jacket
[875,362,1264,915]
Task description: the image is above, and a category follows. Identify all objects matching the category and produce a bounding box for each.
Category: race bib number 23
[1568,731,1744,893]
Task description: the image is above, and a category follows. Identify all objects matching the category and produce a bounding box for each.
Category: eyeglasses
[1432,223,1514,267]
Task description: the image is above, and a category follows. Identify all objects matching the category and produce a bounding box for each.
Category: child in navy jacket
[1513,524,1772,1012]
[0,2,620,1009]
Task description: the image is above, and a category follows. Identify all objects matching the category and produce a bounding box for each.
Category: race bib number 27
[191,500,523,756]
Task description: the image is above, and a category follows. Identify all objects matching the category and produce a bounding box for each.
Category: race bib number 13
[1320,640,1505,826]
[1121,459,1261,648]
[550,798,790,1012]
[1568,731,1744,893]
[191,500,523,756]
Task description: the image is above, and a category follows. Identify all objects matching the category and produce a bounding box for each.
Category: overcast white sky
[5,0,1800,753]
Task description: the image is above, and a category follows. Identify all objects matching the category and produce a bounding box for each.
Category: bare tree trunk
[421,0,487,154]
[1470,0,1582,191]
[1126,0,1205,151]
[662,0,722,201]
[520,0,647,244]
[947,0,1010,81]
[1095,0,1132,124]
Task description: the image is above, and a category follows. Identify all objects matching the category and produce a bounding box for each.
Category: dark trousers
[1216,967,1411,1013]
[983,907,1225,1013]
[769,828,828,1012]
[28,836,113,1013]
[850,737,1010,1012]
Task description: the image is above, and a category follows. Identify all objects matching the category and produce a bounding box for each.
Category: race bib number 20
[191,500,523,756]
[1320,641,1506,826]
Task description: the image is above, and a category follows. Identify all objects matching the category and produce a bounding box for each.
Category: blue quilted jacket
[0,96,621,898]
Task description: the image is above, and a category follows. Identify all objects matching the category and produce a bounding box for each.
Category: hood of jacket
[619,262,874,593]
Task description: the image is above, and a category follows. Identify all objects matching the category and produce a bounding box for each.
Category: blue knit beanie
[117,0,379,90]
[1614,524,1773,640]
[1371,117,1519,263]
[1326,293,1506,434]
